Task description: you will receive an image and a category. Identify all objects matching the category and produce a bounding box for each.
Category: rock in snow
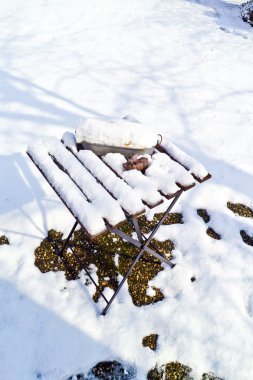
[241,1,253,26]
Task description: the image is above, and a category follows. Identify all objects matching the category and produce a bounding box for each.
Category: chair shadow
[0,69,108,131]
[0,278,116,380]
[0,152,50,237]
[175,141,253,201]
[0,153,43,214]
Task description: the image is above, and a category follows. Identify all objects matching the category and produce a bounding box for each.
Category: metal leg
[67,244,109,304]
[49,219,109,304]
[132,217,144,243]
[101,190,183,315]
[47,220,79,272]
[133,219,171,261]
[58,220,79,257]
[145,189,183,242]
[101,249,145,316]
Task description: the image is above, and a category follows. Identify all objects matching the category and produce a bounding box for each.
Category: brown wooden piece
[123,154,149,172]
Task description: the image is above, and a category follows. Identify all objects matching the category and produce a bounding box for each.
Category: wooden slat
[192,172,212,183]
[144,159,185,197]
[146,151,195,192]
[45,139,126,227]
[63,132,197,204]
[26,151,107,239]
[102,152,164,208]
[156,145,211,183]
[64,142,147,216]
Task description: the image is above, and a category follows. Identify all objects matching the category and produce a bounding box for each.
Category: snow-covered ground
[1,0,253,379]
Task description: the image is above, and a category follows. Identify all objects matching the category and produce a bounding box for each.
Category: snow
[75,117,158,148]
[1,0,253,379]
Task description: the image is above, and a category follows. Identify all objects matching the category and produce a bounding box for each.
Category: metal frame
[52,189,183,316]
[27,140,211,316]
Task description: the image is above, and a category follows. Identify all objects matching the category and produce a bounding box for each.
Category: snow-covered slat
[43,137,126,227]
[103,153,164,207]
[159,139,211,182]
[62,132,146,216]
[27,139,107,237]
[146,152,195,191]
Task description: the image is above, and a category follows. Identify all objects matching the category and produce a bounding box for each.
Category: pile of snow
[75,118,158,148]
[241,1,253,26]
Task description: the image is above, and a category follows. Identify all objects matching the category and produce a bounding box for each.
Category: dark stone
[89,360,136,380]
[147,366,163,380]
[197,209,210,224]
[241,1,253,26]
[240,230,253,246]
[67,361,136,380]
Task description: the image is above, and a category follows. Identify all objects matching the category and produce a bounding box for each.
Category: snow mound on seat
[75,117,158,149]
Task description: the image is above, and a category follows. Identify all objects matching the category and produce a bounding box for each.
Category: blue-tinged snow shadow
[0,278,119,380]
[186,0,252,36]
[0,70,107,130]
[0,153,43,215]
[0,152,51,238]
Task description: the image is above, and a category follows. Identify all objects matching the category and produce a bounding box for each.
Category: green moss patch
[34,214,180,307]
[206,228,221,240]
[197,209,210,224]
[147,363,223,380]
[138,213,183,234]
[147,362,193,380]
[142,334,158,351]
[0,235,9,245]
[227,202,253,218]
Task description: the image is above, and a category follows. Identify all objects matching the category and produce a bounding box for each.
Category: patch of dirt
[142,334,158,351]
[206,227,221,240]
[227,202,253,218]
[147,363,223,380]
[196,209,221,240]
[147,362,193,380]
[0,235,9,245]
[197,209,210,224]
